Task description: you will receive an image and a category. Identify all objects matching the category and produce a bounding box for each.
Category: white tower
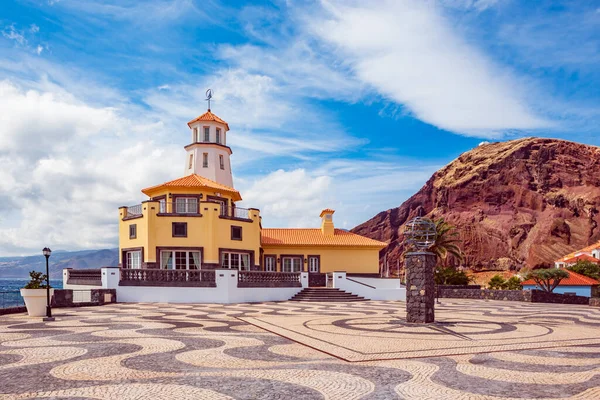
[184,109,234,188]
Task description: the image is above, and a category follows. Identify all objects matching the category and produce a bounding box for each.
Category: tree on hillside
[525,269,569,293]
[488,275,506,290]
[429,218,463,266]
[567,260,600,280]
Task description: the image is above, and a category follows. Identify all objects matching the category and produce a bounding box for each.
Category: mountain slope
[0,249,118,279]
[352,138,600,271]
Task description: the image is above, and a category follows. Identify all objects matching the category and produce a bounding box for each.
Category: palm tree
[430,218,463,266]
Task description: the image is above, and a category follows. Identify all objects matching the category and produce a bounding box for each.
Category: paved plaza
[1,300,600,399]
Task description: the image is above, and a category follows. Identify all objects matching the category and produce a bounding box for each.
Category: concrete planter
[20,288,54,317]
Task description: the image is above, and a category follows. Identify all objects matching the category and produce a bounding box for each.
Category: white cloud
[30,24,40,34]
[2,25,27,46]
[36,45,44,55]
[306,0,551,136]
[0,80,182,256]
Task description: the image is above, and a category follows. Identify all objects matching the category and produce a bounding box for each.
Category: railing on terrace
[221,206,251,220]
[238,271,301,288]
[125,204,143,218]
[120,268,217,287]
[67,269,102,286]
[0,291,24,309]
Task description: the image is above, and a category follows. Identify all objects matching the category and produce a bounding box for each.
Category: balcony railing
[125,204,143,218]
[122,202,255,221]
[238,271,301,288]
[221,206,251,220]
[120,268,217,287]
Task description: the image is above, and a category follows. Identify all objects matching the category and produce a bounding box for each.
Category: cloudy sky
[0,0,598,256]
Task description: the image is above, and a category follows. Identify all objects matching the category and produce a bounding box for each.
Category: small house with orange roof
[117,107,387,288]
[555,240,600,268]
[521,270,599,297]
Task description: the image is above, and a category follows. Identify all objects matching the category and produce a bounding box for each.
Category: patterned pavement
[0,299,599,399]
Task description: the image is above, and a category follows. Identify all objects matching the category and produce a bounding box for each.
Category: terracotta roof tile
[142,174,242,201]
[187,110,230,130]
[521,270,600,286]
[556,240,600,262]
[562,254,600,264]
[261,228,387,248]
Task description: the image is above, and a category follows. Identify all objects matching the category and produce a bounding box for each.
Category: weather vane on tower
[206,89,213,111]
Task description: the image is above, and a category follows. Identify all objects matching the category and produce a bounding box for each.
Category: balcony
[121,202,254,221]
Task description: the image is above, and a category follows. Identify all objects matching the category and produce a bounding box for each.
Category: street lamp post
[42,247,55,322]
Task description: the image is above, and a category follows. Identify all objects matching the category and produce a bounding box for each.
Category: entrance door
[307,255,325,287]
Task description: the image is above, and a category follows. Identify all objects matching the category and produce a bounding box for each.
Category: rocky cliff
[352,138,600,271]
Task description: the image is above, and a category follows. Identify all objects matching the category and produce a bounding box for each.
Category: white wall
[116,269,306,304]
[333,272,406,301]
[348,276,402,289]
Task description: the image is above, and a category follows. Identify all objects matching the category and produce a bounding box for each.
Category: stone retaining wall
[438,285,591,305]
[590,298,600,307]
[438,287,531,302]
[52,289,117,308]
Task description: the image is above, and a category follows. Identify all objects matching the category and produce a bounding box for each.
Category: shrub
[435,267,471,285]
[23,271,50,289]
[487,275,522,290]
[567,260,600,280]
[488,275,506,290]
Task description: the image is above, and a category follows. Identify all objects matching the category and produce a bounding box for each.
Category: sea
[0,279,63,308]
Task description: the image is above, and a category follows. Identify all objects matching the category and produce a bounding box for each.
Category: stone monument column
[405,251,436,323]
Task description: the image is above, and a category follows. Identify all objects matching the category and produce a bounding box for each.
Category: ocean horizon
[0,279,63,309]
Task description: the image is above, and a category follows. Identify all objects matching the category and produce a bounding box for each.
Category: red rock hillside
[351,138,600,272]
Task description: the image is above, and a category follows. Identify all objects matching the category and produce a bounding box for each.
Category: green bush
[435,267,471,285]
[567,260,600,280]
[504,276,522,290]
[487,275,522,290]
[23,270,50,289]
[488,275,506,289]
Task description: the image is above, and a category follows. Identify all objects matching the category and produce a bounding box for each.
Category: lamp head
[42,247,52,257]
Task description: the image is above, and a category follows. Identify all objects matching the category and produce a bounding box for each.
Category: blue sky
[0,0,598,256]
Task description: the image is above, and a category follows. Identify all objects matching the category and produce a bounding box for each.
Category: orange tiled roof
[562,254,600,264]
[521,270,600,286]
[261,228,387,248]
[556,240,600,262]
[187,110,230,130]
[142,174,242,201]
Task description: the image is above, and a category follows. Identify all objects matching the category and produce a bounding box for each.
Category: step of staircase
[290,288,367,302]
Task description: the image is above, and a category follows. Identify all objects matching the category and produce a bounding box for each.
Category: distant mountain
[0,249,118,279]
[352,138,600,272]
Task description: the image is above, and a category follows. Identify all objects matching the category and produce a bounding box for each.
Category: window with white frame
[216,128,221,143]
[282,257,302,272]
[221,251,251,270]
[203,152,208,167]
[160,250,201,270]
[264,256,276,272]
[175,197,198,213]
[159,199,166,213]
[193,127,198,142]
[308,256,319,273]
[219,154,224,170]
[188,154,193,169]
[204,127,210,142]
[126,250,141,269]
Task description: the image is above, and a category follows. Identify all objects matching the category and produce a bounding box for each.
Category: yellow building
[118,108,386,284]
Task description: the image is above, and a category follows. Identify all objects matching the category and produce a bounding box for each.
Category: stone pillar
[405,252,436,323]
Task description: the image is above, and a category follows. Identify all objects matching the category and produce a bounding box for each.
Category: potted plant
[20,271,54,317]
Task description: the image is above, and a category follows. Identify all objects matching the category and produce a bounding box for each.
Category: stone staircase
[290,288,367,302]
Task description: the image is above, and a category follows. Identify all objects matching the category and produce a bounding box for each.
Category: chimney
[320,209,335,236]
